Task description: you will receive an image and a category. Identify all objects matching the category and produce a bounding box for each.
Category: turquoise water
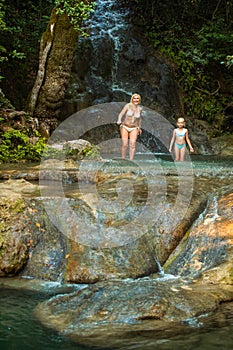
[0,288,90,350]
[1,155,233,349]
[0,287,233,350]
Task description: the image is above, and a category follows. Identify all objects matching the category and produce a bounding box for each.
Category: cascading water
[83,0,130,92]
[61,0,182,117]
[73,0,132,104]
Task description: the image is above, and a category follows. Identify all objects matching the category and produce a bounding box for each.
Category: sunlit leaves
[54,0,95,36]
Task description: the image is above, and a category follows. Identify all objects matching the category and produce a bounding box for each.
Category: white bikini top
[126,108,141,119]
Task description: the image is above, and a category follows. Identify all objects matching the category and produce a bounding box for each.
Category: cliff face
[59,0,182,121]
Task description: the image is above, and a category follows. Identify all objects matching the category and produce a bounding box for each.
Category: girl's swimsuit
[175,128,187,137]
[175,143,186,149]
[175,128,187,149]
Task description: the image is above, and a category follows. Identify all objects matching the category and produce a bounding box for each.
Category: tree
[26,0,95,134]
[0,0,54,109]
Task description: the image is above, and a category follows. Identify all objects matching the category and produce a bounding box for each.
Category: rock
[0,178,40,196]
[34,278,233,349]
[164,190,233,282]
[0,168,232,284]
[32,191,233,348]
[0,186,30,276]
[209,134,233,156]
[45,138,101,161]
[59,3,182,121]
[0,180,67,280]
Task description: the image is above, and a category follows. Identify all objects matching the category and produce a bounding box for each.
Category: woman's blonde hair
[130,93,141,104]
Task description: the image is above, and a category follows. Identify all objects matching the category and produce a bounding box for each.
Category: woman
[116,93,142,160]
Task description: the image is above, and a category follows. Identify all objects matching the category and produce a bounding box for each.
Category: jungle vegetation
[1,0,232,119]
[0,0,232,162]
[126,0,233,126]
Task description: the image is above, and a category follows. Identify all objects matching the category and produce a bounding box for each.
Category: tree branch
[194,80,221,96]
[212,0,222,20]
[26,12,56,114]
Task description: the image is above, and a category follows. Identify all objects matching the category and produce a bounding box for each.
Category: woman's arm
[117,104,128,124]
[138,107,142,131]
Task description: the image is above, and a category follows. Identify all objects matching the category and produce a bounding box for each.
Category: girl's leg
[179,146,186,161]
[174,145,180,161]
[120,127,129,158]
[129,128,139,160]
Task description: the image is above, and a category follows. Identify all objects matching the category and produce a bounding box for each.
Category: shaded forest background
[0,0,232,162]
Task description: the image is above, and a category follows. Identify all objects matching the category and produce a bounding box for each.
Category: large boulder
[33,190,233,348]
[164,190,233,282]
[0,180,35,276]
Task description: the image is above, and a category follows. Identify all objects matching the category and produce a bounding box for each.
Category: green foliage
[0,0,95,108]
[132,0,233,123]
[65,143,100,160]
[42,145,64,160]
[225,55,233,68]
[43,143,100,161]
[77,145,100,160]
[54,0,95,36]
[0,0,7,62]
[0,0,45,64]
[0,0,7,32]
[0,0,54,108]
[0,129,46,163]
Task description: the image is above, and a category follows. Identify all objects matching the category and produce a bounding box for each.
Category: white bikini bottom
[121,125,138,132]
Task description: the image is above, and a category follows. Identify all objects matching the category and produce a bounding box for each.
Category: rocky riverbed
[0,155,232,348]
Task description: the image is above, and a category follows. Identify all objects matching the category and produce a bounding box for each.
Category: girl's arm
[185,130,194,152]
[169,130,176,152]
[117,104,128,124]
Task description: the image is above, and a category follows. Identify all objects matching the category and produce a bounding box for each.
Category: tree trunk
[27,8,79,134]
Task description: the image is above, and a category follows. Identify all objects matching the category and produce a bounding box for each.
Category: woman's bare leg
[120,127,129,158]
[129,129,139,160]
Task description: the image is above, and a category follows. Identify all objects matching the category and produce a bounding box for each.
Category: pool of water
[1,155,233,349]
[1,287,233,350]
[0,288,90,350]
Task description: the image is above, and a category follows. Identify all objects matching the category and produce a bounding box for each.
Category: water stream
[0,286,233,350]
[88,0,129,90]
[0,288,88,350]
[82,0,129,92]
[1,155,233,349]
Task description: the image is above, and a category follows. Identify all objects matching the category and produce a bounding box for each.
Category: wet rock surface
[60,1,182,120]
[0,156,233,349]
[34,279,233,349]
[0,156,233,283]
[0,180,33,276]
[33,189,233,348]
[165,191,233,281]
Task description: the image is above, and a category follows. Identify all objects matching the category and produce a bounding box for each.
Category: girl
[169,117,194,161]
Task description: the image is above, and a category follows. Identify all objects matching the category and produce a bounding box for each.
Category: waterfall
[83,0,130,93]
[61,0,182,120]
